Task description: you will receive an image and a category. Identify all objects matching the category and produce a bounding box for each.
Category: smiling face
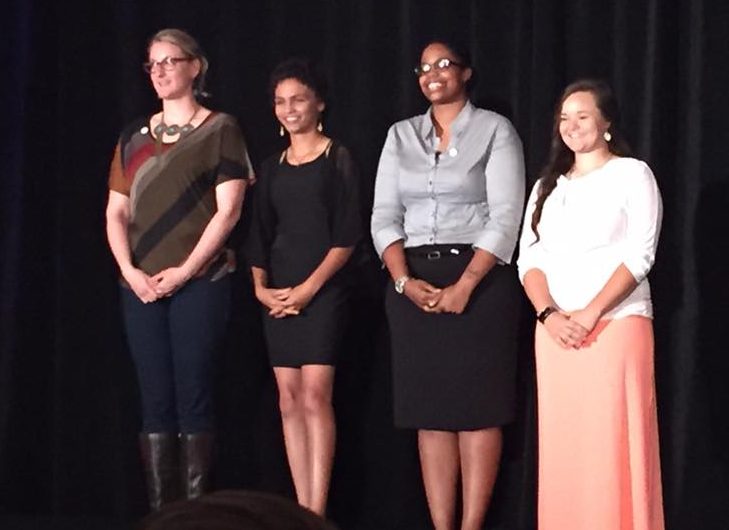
[273,77,325,135]
[558,90,611,154]
[417,42,471,105]
[147,40,200,101]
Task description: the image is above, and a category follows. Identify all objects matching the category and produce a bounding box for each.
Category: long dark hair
[530,79,632,240]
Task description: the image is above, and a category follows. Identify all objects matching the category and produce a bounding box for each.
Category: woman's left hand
[151,267,191,297]
[567,307,601,337]
[281,281,317,313]
[428,281,473,314]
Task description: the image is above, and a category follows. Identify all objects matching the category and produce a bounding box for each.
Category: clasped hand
[152,267,190,298]
[403,279,472,315]
[543,308,600,349]
[256,282,316,319]
[123,266,190,304]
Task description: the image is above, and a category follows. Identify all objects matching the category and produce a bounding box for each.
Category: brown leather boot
[179,432,214,499]
[139,432,180,511]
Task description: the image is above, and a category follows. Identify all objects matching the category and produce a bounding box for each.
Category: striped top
[108,112,252,276]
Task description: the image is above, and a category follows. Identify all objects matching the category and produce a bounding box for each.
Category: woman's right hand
[123,267,159,304]
[403,279,442,311]
[542,311,590,349]
[255,287,296,318]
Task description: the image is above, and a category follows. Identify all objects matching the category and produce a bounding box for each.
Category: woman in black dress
[246,58,360,516]
[371,40,525,530]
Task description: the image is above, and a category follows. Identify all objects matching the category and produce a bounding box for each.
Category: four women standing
[107,28,664,527]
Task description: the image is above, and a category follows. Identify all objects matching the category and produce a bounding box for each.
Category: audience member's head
[138,490,339,530]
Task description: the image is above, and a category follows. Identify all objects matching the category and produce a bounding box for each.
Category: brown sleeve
[108,142,130,195]
[215,116,253,186]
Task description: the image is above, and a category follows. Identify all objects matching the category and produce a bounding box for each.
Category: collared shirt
[517,157,662,319]
[370,101,525,263]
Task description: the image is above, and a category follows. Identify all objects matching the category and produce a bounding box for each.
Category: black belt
[405,244,472,260]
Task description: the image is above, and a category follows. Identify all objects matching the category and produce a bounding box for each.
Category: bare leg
[459,428,502,530]
[273,367,310,507]
[419,429,460,530]
[301,364,336,516]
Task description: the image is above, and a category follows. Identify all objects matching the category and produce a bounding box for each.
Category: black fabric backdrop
[2,0,728,528]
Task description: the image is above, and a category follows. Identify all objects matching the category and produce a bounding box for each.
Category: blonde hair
[149,28,210,98]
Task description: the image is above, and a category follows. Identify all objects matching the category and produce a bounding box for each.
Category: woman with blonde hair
[106,28,251,510]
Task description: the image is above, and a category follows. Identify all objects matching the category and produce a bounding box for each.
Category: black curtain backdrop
[2,0,728,528]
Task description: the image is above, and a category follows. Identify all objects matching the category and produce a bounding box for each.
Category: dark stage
[3,1,729,529]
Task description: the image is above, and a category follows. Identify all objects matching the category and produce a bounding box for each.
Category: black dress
[246,141,361,367]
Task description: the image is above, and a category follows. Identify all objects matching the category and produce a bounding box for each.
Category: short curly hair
[269,57,328,104]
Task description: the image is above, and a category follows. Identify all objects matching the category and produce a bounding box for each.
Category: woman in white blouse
[371,39,525,530]
[517,79,664,530]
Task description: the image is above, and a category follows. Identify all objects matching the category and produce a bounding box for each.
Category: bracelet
[537,306,558,323]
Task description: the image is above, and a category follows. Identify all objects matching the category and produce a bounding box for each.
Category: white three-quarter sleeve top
[517,157,662,319]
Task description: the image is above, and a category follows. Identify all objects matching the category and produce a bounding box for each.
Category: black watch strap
[537,306,558,323]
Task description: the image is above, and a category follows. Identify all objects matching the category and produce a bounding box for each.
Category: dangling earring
[279,125,285,137]
[317,120,323,133]
[603,131,612,142]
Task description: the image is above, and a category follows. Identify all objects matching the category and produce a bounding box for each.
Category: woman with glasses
[518,79,664,529]
[371,39,525,530]
[246,58,360,516]
[106,28,251,511]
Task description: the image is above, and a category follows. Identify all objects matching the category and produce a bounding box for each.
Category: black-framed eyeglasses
[143,56,193,74]
[414,57,463,76]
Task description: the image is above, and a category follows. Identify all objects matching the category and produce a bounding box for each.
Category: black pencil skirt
[385,245,520,430]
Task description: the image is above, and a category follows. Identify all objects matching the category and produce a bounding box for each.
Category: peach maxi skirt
[535,316,664,530]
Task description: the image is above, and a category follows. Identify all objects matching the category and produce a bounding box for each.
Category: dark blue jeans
[121,274,231,434]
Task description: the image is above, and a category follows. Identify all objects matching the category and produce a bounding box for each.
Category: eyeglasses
[143,56,193,73]
[414,57,463,76]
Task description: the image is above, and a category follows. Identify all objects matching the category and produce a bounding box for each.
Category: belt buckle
[426,250,441,260]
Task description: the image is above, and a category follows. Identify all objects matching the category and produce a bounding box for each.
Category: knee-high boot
[139,432,180,511]
[180,432,214,499]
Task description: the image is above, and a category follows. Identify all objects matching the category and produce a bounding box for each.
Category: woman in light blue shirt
[371,39,525,530]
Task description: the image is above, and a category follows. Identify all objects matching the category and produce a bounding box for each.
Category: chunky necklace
[154,106,199,156]
[154,106,199,138]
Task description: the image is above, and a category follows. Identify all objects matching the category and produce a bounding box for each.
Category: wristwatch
[394,275,411,294]
[537,306,558,323]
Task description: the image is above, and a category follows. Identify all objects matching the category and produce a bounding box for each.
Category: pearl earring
[317,120,323,132]
[279,126,285,137]
[603,131,612,142]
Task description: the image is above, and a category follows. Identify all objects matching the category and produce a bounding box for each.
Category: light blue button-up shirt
[371,101,525,263]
